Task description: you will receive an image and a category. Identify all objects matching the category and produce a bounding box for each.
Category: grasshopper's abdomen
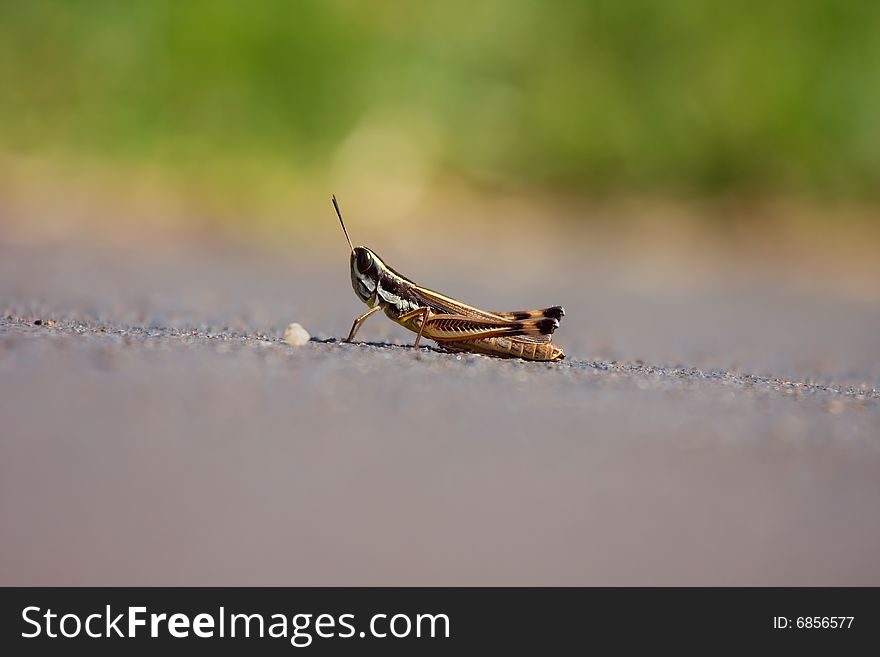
[440,337,564,362]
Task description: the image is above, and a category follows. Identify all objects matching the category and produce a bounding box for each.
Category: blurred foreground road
[1,238,879,585]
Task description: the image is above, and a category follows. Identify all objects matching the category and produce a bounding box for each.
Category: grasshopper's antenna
[331,194,354,254]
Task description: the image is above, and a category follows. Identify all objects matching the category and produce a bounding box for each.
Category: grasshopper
[332,195,565,361]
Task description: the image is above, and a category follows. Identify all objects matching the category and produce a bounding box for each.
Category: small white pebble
[283,322,311,346]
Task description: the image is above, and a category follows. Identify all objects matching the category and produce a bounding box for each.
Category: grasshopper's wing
[421,313,559,341]
[409,285,509,321]
[407,285,563,336]
[490,305,565,322]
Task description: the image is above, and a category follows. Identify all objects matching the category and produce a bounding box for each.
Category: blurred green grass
[1,0,879,205]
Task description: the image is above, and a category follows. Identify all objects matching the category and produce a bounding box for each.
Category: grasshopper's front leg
[344,305,382,343]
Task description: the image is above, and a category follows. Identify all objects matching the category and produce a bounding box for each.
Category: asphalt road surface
[1,238,879,585]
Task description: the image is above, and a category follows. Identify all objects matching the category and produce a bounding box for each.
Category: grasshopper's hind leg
[344,305,382,343]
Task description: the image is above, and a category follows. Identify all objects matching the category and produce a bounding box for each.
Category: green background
[2,0,879,204]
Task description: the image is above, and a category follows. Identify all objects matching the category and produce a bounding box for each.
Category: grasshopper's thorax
[350,247,420,317]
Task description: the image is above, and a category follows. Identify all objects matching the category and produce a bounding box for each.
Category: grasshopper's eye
[356,250,373,274]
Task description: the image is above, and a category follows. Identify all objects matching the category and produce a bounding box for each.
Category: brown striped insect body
[333,195,565,362]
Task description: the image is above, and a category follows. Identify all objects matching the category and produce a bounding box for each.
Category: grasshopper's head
[332,195,385,306]
[350,246,383,305]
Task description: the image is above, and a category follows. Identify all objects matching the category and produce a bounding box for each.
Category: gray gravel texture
[1,239,879,585]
